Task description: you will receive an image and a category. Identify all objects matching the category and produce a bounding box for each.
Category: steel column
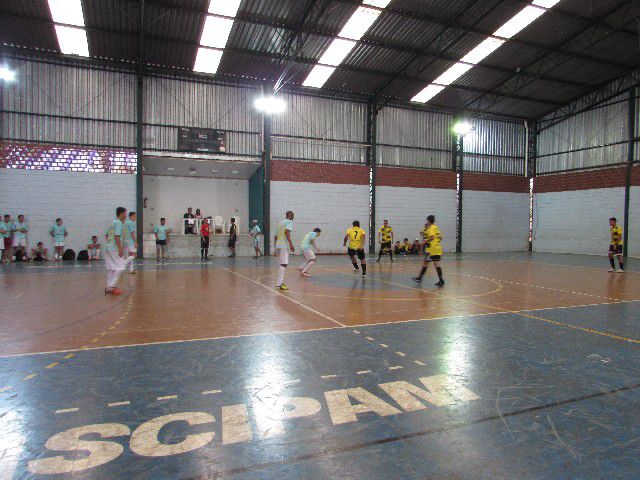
[623,86,636,258]
[262,108,272,256]
[455,133,464,254]
[135,0,145,257]
[367,100,378,255]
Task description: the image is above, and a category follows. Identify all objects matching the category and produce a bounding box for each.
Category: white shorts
[302,249,316,261]
[253,237,261,247]
[276,248,289,265]
[55,241,65,247]
[14,238,26,247]
[104,250,130,271]
[127,246,137,254]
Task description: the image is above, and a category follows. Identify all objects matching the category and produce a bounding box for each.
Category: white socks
[302,260,315,274]
[277,265,286,286]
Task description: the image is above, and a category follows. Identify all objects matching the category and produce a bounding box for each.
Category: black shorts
[381,241,392,251]
[425,254,441,262]
[228,236,237,248]
[609,244,623,255]
[348,248,366,260]
[156,239,167,246]
[201,237,210,249]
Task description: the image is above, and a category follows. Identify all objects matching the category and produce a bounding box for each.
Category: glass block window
[0,142,137,174]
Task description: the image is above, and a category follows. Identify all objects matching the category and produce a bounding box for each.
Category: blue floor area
[3,301,640,479]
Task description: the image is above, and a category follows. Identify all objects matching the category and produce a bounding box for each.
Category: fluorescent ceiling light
[194,48,224,74]
[208,0,242,16]
[54,26,89,56]
[200,16,235,48]
[302,0,391,89]
[303,65,336,88]
[47,0,85,26]
[412,0,562,103]
[0,66,16,82]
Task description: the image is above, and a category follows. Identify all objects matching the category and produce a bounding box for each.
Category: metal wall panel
[272,93,366,142]
[537,94,629,173]
[143,77,261,133]
[464,118,526,175]
[376,106,452,169]
[3,112,136,148]
[3,59,136,121]
[272,137,366,164]
[378,107,452,150]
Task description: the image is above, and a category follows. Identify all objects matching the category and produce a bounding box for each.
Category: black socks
[353,262,359,270]
[610,258,616,268]
[362,264,367,275]
[436,267,443,281]
[418,266,427,279]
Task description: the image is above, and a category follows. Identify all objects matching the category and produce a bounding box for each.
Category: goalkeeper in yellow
[413,215,445,287]
[608,217,624,272]
[376,219,394,263]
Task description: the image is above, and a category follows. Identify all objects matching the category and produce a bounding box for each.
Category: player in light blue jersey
[124,212,138,273]
[103,207,133,295]
[274,211,295,291]
[298,228,322,277]
[49,218,68,261]
[249,219,263,258]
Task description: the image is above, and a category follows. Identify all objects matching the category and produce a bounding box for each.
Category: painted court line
[157,395,177,401]
[321,374,338,379]
[2,300,638,360]
[55,408,79,414]
[356,370,372,375]
[202,389,222,395]
[108,401,130,407]
[223,268,346,328]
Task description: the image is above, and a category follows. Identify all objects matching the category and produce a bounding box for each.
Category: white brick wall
[270,181,369,253]
[533,187,625,255]
[0,169,135,254]
[143,175,249,234]
[628,186,640,258]
[375,186,456,254]
[463,191,529,252]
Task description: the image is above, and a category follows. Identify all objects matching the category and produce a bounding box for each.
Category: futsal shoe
[435,280,445,288]
[353,267,359,272]
[277,284,289,291]
[301,272,311,278]
[412,277,422,284]
[617,269,624,273]
[608,268,616,272]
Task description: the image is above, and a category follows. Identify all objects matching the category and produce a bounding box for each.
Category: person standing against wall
[50,218,68,262]
[228,217,238,258]
[201,218,210,261]
[249,219,263,258]
[13,215,28,261]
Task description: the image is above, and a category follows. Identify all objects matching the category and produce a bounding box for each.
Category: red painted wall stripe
[464,172,529,193]
[270,159,369,185]
[534,166,640,193]
[376,166,456,189]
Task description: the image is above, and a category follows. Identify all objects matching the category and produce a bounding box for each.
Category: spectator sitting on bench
[399,238,411,255]
[393,241,402,255]
[31,242,48,261]
[87,236,101,260]
[412,238,422,255]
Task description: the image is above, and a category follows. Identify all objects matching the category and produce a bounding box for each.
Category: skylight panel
[47,0,89,57]
[302,65,337,88]
[194,0,242,74]
[47,0,85,26]
[302,0,391,89]
[194,48,224,75]
[411,0,562,104]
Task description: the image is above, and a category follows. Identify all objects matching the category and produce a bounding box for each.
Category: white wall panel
[270,181,369,254]
[143,175,248,234]
[375,187,456,254]
[463,191,529,252]
[533,188,625,255]
[0,169,135,254]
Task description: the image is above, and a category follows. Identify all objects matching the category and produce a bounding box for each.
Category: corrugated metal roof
[1,0,638,120]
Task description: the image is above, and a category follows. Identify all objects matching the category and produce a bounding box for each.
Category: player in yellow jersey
[274,211,295,290]
[376,219,394,263]
[413,215,445,287]
[608,217,624,272]
[344,220,367,277]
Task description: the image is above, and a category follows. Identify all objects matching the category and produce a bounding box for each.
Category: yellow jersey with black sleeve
[421,226,429,240]
[379,226,393,243]
[610,225,623,245]
[346,226,366,250]
[424,224,443,256]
